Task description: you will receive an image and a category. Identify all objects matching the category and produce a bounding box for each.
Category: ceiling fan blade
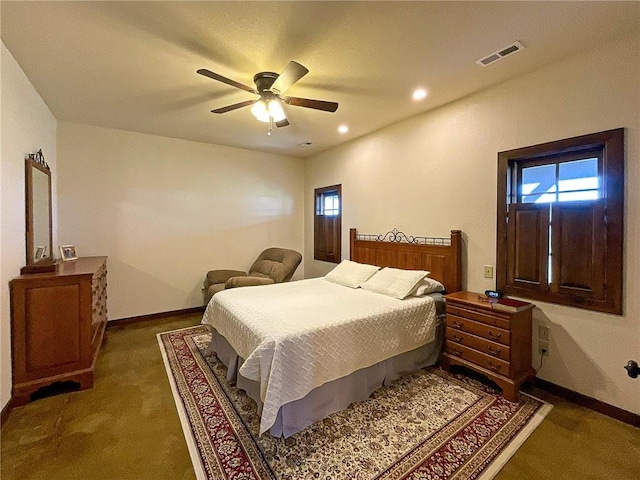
[284,96,339,112]
[270,61,309,95]
[275,118,290,128]
[211,100,257,114]
[197,69,256,94]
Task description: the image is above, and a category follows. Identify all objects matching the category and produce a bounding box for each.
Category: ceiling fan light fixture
[251,98,286,123]
[268,99,287,122]
[251,100,270,122]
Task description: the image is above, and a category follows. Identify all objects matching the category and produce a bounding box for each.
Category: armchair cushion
[225,276,276,289]
[207,282,227,300]
[206,269,246,286]
[249,248,302,283]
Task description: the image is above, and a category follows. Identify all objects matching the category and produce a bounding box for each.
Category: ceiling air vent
[476,41,524,67]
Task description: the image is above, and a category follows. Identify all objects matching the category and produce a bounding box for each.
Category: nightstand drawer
[446,328,511,361]
[447,304,511,329]
[444,291,535,402]
[446,343,510,376]
[447,314,511,345]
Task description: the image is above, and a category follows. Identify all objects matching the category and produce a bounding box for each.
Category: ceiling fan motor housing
[253,72,279,94]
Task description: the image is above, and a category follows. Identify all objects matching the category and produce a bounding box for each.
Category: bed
[202,228,462,437]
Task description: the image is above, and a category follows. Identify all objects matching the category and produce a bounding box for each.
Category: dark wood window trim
[496,128,624,314]
[314,184,342,263]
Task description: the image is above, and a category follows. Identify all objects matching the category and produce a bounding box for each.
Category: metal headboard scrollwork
[355,228,452,246]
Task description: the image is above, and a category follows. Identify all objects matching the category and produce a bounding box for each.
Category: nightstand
[442,291,535,401]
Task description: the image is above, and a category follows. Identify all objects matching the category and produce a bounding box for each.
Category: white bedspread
[202,277,436,434]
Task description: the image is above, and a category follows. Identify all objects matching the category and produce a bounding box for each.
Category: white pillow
[324,260,380,288]
[360,267,430,300]
[411,278,445,296]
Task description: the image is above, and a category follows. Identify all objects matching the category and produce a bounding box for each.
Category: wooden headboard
[350,228,462,293]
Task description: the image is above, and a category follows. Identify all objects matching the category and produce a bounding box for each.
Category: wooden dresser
[9,256,108,405]
[443,291,534,401]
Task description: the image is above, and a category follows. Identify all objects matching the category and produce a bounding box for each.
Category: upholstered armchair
[204,248,302,304]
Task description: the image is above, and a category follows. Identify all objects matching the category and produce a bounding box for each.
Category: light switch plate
[484,265,494,278]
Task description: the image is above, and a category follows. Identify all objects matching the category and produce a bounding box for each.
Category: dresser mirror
[22,150,55,274]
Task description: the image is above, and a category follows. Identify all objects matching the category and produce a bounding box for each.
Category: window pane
[558,157,599,201]
[558,191,599,201]
[523,191,557,204]
[522,164,556,203]
[322,192,340,216]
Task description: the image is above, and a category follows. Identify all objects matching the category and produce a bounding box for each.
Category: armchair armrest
[225,276,276,289]
[206,269,247,287]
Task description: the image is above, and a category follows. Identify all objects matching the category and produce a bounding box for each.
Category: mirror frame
[22,150,55,274]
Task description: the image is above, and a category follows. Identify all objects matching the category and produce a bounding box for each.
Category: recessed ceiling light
[338,125,349,134]
[412,88,428,101]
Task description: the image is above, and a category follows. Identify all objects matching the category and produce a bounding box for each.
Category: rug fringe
[156,333,208,480]
[476,399,553,480]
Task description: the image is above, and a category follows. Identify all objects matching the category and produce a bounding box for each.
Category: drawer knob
[451,347,463,357]
[451,321,463,329]
[487,360,502,372]
[487,345,502,356]
[487,330,502,341]
[452,334,463,343]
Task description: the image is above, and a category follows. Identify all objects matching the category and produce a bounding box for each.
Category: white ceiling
[2,1,638,158]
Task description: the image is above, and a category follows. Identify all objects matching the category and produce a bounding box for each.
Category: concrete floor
[1,313,639,479]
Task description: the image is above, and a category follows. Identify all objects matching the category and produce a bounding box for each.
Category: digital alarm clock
[484,290,503,299]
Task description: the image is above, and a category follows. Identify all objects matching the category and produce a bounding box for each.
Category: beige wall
[1,42,57,410]
[304,34,640,414]
[56,122,304,320]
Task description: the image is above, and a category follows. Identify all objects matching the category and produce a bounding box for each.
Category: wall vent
[476,41,524,67]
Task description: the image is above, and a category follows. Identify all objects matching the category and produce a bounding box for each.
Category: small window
[314,185,342,263]
[497,129,624,314]
[317,190,340,216]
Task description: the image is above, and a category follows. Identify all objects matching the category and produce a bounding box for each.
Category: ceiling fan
[197,61,338,131]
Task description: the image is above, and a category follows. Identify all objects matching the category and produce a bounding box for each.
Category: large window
[314,185,342,263]
[496,129,624,314]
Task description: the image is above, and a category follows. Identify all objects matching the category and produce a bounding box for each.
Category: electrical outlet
[539,340,549,355]
[483,265,494,279]
[538,325,550,341]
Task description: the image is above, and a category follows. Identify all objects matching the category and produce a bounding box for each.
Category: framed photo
[34,246,47,261]
[59,245,78,261]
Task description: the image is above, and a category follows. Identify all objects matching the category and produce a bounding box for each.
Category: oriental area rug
[158,326,551,480]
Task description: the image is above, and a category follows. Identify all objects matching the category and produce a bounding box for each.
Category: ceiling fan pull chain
[268,116,273,136]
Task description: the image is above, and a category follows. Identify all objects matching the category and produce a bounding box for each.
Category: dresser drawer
[446,343,511,377]
[446,314,511,345]
[446,328,511,361]
[447,304,511,329]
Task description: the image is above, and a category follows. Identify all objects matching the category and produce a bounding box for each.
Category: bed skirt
[207,317,446,438]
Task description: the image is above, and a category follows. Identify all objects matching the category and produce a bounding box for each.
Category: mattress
[202,277,438,434]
